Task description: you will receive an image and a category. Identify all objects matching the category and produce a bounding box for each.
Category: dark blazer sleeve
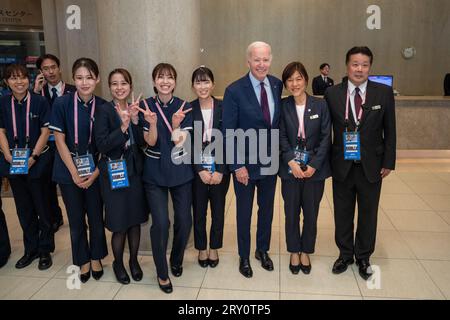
[94,103,128,154]
[214,101,227,174]
[308,99,331,171]
[382,87,396,170]
[312,77,320,95]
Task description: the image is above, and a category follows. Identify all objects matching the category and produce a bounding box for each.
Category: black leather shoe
[52,219,64,232]
[239,258,253,278]
[158,278,173,294]
[91,260,104,280]
[356,259,373,280]
[80,266,91,283]
[299,262,311,274]
[332,257,354,274]
[0,255,9,269]
[113,261,130,284]
[255,250,274,271]
[15,252,39,269]
[299,253,311,274]
[38,253,53,270]
[289,263,300,274]
[171,265,183,277]
[198,258,209,268]
[80,270,91,283]
[208,258,219,268]
[129,259,143,282]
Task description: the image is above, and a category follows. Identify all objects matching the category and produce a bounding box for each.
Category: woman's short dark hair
[282,62,309,88]
[72,57,99,79]
[152,63,177,94]
[345,46,373,65]
[108,68,133,87]
[191,66,214,85]
[5,64,29,80]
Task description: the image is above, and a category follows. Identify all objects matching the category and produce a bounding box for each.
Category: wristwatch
[31,154,40,161]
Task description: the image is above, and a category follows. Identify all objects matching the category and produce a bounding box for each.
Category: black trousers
[281,179,325,254]
[0,195,11,259]
[48,142,63,225]
[192,173,230,250]
[332,163,382,261]
[9,176,54,254]
[60,181,108,266]
[145,181,192,280]
[233,174,277,259]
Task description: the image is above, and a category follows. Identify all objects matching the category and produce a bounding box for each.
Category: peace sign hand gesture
[135,100,157,126]
[172,104,192,129]
[129,92,142,124]
[115,104,131,132]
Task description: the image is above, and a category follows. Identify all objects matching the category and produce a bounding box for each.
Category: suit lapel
[192,100,205,134]
[244,74,266,124]
[358,81,376,129]
[212,98,221,129]
[303,95,313,139]
[269,76,280,124]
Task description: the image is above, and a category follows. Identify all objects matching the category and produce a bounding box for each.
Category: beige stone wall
[199,0,450,96]
[40,0,450,97]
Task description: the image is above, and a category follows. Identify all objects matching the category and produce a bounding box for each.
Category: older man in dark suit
[222,41,282,278]
[325,47,396,280]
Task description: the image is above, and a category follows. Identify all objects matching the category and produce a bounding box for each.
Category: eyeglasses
[41,65,58,72]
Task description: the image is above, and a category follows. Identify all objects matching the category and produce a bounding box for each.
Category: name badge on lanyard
[201,145,215,173]
[201,101,215,173]
[289,105,309,174]
[73,153,95,177]
[9,92,31,175]
[72,92,96,177]
[290,142,309,174]
[107,159,129,190]
[343,89,365,161]
[10,148,30,174]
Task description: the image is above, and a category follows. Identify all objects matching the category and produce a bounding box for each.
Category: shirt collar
[348,80,368,95]
[249,72,270,90]
[13,93,29,104]
[48,81,63,93]
[77,94,94,106]
[155,95,174,107]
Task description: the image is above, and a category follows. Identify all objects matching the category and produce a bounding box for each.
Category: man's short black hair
[319,63,330,70]
[345,46,373,65]
[36,54,60,70]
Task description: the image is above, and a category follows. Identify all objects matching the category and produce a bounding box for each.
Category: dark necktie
[354,87,362,120]
[50,87,58,104]
[260,82,271,127]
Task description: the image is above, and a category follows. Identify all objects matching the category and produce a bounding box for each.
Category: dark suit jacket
[94,101,146,178]
[41,82,76,106]
[312,76,334,95]
[222,73,283,179]
[444,73,450,96]
[190,97,228,174]
[279,95,331,181]
[324,80,396,183]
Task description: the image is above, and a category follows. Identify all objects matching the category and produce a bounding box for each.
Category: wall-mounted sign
[367,5,381,30]
[0,0,42,27]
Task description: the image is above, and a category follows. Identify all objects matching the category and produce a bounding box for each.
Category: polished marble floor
[1,159,450,300]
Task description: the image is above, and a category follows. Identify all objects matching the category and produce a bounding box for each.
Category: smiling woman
[0,63,54,272]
